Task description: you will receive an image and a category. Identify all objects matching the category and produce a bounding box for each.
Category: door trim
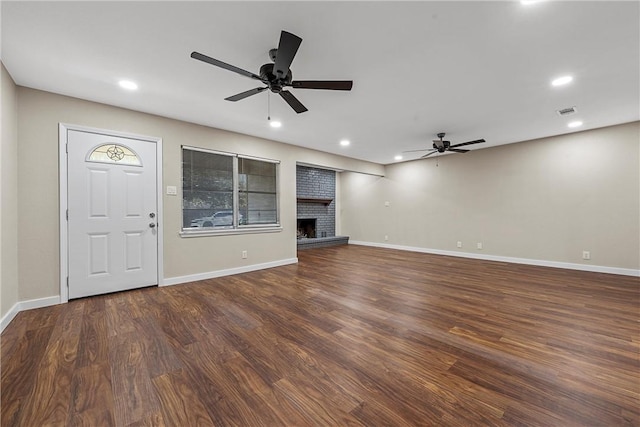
[59,123,164,302]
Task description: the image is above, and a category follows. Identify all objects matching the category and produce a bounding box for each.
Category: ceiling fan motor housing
[259,63,292,93]
[433,140,450,152]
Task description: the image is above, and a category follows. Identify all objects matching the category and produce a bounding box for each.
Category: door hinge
[65,143,68,153]
[66,277,69,288]
[66,209,69,221]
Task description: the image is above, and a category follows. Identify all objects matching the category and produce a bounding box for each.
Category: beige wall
[341,122,640,270]
[16,87,383,302]
[1,63,19,317]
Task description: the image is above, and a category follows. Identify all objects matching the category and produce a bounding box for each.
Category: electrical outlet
[582,251,590,260]
[242,250,248,259]
[384,235,389,241]
[457,241,462,248]
[384,201,390,207]
[477,242,483,250]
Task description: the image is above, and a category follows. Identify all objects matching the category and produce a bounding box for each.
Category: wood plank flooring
[2,245,639,426]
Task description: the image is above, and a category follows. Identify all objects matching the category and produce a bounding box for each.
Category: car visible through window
[190,211,239,228]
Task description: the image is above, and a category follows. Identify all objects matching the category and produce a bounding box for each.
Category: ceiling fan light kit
[191,30,353,114]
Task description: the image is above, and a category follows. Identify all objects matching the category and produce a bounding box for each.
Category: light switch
[166,186,177,196]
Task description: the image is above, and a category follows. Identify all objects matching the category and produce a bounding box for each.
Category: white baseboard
[349,241,640,277]
[162,257,299,287]
[0,303,21,333]
[0,295,61,333]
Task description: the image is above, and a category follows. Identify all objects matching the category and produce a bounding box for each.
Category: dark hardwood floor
[2,245,639,426]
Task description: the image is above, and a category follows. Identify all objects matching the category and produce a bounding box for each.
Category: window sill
[180,225,283,238]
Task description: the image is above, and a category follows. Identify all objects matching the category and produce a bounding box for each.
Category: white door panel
[67,130,158,299]
[124,231,144,270]
[88,233,109,275]
[89,168,109,217]
[125,171,144,217]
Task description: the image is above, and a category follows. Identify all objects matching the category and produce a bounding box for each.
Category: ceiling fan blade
[447,148,470,153]
[273,31,302,79]
[450,139,486,148]
[279,90,308,113]
[402,148,430,153]
[191,51,263,81]
[290,80,353,91]
[225,87,267,102]
[421,150,438,158]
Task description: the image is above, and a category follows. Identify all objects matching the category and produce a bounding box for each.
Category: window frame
[180,145,281,237]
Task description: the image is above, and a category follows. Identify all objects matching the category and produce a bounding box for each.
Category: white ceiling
[2,1,639,165]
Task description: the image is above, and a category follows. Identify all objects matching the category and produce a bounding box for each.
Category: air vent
[557,106,577,116]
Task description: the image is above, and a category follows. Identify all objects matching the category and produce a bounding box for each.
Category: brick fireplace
[296,166,335,237]
[296,165,348,249]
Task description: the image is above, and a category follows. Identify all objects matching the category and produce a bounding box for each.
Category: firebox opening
[297,218,316,239]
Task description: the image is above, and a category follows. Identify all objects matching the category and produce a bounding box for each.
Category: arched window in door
[86,143,142,166]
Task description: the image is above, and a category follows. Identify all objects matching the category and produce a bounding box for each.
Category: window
[182,146,279,232]
[238,157,278,225]
[182,148,234,229]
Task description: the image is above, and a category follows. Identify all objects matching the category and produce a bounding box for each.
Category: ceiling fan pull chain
[267,91,271,121]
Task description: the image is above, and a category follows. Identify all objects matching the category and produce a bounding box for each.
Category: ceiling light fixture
[340,139,350,147]
[521,0,544,5]
[269,120,282,128]
[394,155,403,161]
[568,121,583,128]
[118,80,138,90]
[552,75,573,87]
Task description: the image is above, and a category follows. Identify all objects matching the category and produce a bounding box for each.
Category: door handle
[149,223,156,228]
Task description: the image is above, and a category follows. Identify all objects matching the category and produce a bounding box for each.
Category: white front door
[67,129,158,299]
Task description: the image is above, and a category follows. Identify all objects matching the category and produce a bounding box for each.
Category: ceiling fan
[404,133,486,158]
[190,30,353,114]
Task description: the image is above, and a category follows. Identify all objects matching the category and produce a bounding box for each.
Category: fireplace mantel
[296,197,333,205]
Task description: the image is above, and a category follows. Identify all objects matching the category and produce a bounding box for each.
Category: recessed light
[269,120,282,128]
[521,0,540,5]
[340,139,350,147]
[551,75,573,87]
[394,155,403,161]
[118,80,138,90]
[568,121,583,128]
